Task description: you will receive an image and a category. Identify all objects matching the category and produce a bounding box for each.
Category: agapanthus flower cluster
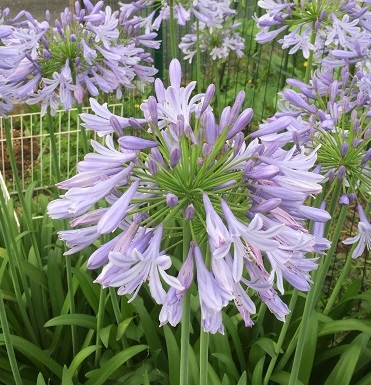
[179,19,244,63]
[120,0,244,62]
[0,7,26,115]
[48,59,329,333]
[256,64,371,204]
[1,0,158,116]
[255,0,371,61]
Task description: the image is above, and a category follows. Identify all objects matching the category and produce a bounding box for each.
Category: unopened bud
[166,193,178,207]
[337,165,346,180]
[340,142,348,157]
[185,204,195,220]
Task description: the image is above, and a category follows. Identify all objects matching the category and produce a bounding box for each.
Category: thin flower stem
[323,203,370,315]
[304,29,316,84]
[169,1,177,60]
[109,287,131,354]
[180,221,192,385]
[214,63,222,116]
[77,104,89,154]
[288,203,349,385]
[322,250,352,315]
[0,290,23,385]
[47,108,61,182]
[196,20,202,94]
[263,290,299,385]
[199,329,209,385]
[65,255,77,357]
[95,287,106,366]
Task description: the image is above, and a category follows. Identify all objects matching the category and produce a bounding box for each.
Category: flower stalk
[289,200,349,385]
[180,221,192,385]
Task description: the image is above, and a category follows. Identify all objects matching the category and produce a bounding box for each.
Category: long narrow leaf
[0,334,63,378]
[84,345,148,385]
[68,345,99,376]
[44,314,97,330]
[323,333,370,385]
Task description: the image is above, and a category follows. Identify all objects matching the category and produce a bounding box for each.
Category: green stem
[46,108,61,182]
[95,287,106,366]
[322,251,352,315]
[288,204,349,385]
[196,20,202,94]
[169,1,177,60]
[0,290,23,385]
[180,221,192,385]
[214,63,222,116]
[304,29,316,84]
[263,290,299,385]
[65,256,77,357]
[77,104,89,154]
[323,202,370,315]
[199,329,209,385]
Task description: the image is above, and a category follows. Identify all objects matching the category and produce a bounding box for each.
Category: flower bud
[200,84,215,114]
[185,204,195,220]
[337,165,346,180]
[361,148,371,166]
[227,108,253,139]
[340,142,348,157]
[166,193,178,207]
[170,145,181,168]
[339,194,350,205]
[110,116,123,137]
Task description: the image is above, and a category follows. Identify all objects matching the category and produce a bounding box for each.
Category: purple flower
[50,59,328,331]
[343,205,371,258]
[159,246,194,327]
[3,3,158,114]
[95,226,184,304]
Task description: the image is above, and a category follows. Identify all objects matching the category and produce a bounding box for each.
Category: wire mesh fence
[0,102,129,194]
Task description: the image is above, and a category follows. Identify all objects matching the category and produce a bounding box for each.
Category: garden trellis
[0,102,127,193]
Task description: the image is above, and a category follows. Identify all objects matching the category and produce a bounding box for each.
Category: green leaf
[44,314,97,330]
[255,338,277,358]
[116,317,134,341]
[319,319,371,336]
[62,366,74,385]
[99,325,113,348]
[21,258,48,290]
[208,363,223,385]
[133,298,162,353]
[46,249,64,315]
[73,268,100,313]
[0,334,63,378]
[323,333,370,385]
[251,356,265,385]
[84,345,148,385]
[354,372,371,385]
[299,311,318,385]
[270,371,304,385]
[68,345,99,376]
[163,325,180,385]
[237,371,247,385]
[222,313,246,371]
[36,373,47,385]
